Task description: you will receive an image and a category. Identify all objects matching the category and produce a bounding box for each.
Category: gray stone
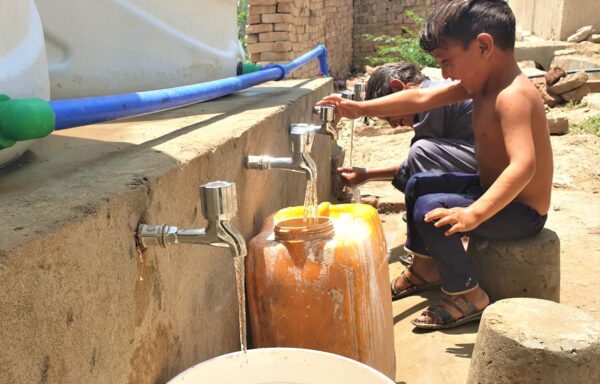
[467,298,600,384]
[550,71,589,94]
[467,229,560,302]
[562,84,591,102]
[567,25,595,43]
[547,115,570,135]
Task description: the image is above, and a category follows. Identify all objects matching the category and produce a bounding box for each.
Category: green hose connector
[242,63,263,74]
[0,94,55,149]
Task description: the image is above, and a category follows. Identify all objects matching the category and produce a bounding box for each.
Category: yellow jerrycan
[246,203,396,378]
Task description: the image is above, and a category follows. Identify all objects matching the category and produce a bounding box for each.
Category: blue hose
[50,45,329,130]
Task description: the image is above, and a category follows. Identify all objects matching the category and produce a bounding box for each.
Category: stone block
[467,298,600,384]
[260,51,293,61]
[248,14,261,24]
[545,67,567,86]
[550,71,590,94]
[588,34,600,43]
[531,78,563,108]
[547,114,569,135]
[567,25,595,43]
[262,13,293,24]
[562,84,591,102]
[273,41,292,52]
[258,31,290,42]
[247,23,274,34]
[467,229,560,302]
[247,42,274,54]
[249,0,277,5]
[249,5,277,14]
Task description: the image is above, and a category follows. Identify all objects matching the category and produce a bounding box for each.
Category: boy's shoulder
[495,74,541,112]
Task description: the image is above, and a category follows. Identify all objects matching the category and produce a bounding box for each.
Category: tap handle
[340,90,355,101]
[313,104,336,122]
[353,83,365,101]
[200,181,237,220]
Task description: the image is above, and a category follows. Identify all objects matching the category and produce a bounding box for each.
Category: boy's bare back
[473,72,553,216]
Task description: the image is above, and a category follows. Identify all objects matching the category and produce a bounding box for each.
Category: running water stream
[303,179,319,225]
[233,255,247,355]
[347,116,361,203]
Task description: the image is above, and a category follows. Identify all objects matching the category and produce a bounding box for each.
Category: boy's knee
[413,194,445,225]
[407,140,438,173]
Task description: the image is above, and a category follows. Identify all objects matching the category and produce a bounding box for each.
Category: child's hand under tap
[316,94,363,120]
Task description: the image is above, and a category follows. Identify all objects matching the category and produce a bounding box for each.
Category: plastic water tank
[34,0,244,99]
[0,0,50,167]
[167,348,396,384]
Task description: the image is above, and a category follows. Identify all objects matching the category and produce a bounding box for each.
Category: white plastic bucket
[35,0,244,99]
[0,0,50,167]
[168,348,396,384]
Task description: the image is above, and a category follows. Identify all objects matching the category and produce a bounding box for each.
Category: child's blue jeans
[405,172,547,294]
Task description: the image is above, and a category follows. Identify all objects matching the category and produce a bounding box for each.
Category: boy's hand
[316,94,362,120]
[424,206,481,236]
[337,167,368,186]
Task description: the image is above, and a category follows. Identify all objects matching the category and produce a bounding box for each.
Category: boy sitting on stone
[318,0,553,330]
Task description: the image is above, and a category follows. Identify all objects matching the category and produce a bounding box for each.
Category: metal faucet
[136,181,247,258]
[245,124,318,181]
[354,82,365,101]
[312,104,337,140]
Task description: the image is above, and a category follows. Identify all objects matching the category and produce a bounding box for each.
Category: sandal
[390,266,441,301]
[410,294,485,330]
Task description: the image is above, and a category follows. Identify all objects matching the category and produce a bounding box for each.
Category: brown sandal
[390,266,441,301]
[410,293,485,330]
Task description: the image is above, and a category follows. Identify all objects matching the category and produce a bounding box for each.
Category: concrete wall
[0,78,333,383]
[509,0,600,40]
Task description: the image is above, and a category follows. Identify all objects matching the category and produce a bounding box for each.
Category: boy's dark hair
[366,62,426,100]
[420,0,515,53]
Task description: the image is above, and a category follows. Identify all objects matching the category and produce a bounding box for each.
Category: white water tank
[168,348,396,384]
[0,0,50,167]
[35,0,244,99]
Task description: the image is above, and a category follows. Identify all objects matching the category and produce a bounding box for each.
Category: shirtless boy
[318,0,553,329]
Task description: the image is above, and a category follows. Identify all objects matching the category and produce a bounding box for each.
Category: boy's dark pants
[404,172,547,294]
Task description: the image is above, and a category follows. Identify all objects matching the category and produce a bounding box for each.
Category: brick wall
[247,0,353,79]
[246,0,443,78]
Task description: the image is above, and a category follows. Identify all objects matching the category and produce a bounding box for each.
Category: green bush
[571,114,600,136]
[363,10,438,68]
[237,0,249,58]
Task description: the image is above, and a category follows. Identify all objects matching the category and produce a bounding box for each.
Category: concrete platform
[0,78,333,383]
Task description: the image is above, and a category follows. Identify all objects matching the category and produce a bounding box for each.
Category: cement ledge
[0,78,334,383]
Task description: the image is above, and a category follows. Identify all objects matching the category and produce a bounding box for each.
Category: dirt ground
[335,83,600,383]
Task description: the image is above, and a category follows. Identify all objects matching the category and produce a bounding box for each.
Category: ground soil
[335,76,600,383]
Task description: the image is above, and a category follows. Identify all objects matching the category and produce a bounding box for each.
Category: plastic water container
[246,203,396,379]
[0,0,50,167]
[167,348,396,384]
[35,0,244,98]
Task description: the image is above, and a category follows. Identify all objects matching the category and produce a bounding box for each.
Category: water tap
[312,104,337,140]
[246,124,319,181]
[136,181,247,258]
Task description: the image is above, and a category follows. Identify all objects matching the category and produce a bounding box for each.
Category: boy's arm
[317,82,469,120]
[426,91,537,235]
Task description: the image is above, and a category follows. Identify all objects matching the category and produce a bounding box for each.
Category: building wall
[509,0,600,40]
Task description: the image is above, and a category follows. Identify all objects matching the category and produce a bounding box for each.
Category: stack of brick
[352,0,444,71]
[246,0,353,79]
[532,67,591,108]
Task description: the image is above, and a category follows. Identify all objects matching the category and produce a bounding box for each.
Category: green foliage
[363,10,438,68]
[563,100,588,111]
[237,0,249,58]
[571,114,600,136]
